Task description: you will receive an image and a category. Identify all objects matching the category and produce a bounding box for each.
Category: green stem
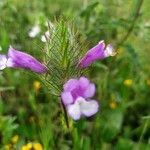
[117,0,144,47]
[139,119,149,143]
[61,99,69,128]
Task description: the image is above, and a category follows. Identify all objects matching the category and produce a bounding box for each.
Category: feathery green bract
[42,21,87,96]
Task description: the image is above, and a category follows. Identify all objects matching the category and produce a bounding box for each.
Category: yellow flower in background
[109,101,117,109]
[11,135,19,144]
[123,79,133,87]
[33,143,43,150]
[33,81,41,91]
[21,143,32,150]
[26,143,32,149]
[146,79,150,86]
[21,142,43,150]
[21,145,28,150]
[4,144,12,150]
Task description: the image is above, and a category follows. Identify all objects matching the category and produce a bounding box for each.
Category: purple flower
[0,46,47,73]
[79,40,116,68]
[61,77,99,120]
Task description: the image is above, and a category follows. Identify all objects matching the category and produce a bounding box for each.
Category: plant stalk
[117,0,144,47]
[61,99,69,128]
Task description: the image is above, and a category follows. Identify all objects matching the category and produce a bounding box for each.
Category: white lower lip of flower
[0,64,6,70]
[104,44,116,57]
[0,55,7,70]
[76,97,99,116]
[6,58,14,67]
[67,97,99,120]
[67,102,81,120]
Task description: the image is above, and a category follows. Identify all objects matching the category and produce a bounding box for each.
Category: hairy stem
[61,99,69,128]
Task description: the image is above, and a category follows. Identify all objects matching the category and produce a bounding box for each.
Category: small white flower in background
[41,31,50,42]
[28,25,40,38]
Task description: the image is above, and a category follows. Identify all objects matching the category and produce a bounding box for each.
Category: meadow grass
[0,0,149,149]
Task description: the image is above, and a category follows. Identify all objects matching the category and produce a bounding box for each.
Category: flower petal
[0,55,7,70]
[67,102,81,120]
[78,98,99,117]
[79,40,105,68]
[61,92,73,105]
[79,76,90,90]
[6,58,14,67]
[28,25,40,38]
[104,44,116,57]
[83,83,95,98]
[8,46,47,73]
[63,79,78,92]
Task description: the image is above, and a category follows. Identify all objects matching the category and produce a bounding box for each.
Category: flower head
[123,79,133,87]
[4,144,12,150]
[0,46,47,73]
[28,25,40,38]
[109,101,117,109]
[0,55,7,70]
[11,135,19,144]
[61,77,99,120]
[79,40,116,68]
[21,142,43,150]
[33,80,41,91]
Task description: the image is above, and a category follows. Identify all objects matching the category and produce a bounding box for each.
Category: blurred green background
[0,0,150,149]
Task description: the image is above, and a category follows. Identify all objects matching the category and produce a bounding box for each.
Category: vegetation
[0,0,149,149]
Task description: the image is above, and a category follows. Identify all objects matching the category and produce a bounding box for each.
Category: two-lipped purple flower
[0,46,47,73]
[0,40,115,73]
[61,40,115,120]
[61,77,99,120]
[79,40,116,68]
